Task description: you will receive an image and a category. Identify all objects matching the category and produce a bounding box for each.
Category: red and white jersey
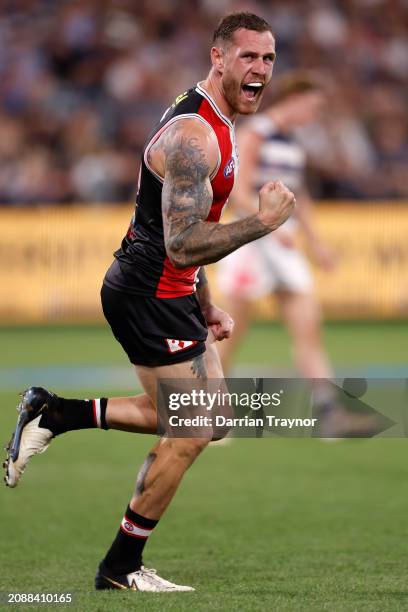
[104,83,238,298]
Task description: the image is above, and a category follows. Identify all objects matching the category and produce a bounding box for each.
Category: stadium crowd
[0,0,406,205]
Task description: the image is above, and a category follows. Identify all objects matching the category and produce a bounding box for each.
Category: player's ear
[211,46,225,73]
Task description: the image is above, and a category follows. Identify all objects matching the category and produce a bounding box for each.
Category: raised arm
[159,118,295,269]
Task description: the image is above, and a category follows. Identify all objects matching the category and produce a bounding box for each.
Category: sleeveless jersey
[104,83,238,297]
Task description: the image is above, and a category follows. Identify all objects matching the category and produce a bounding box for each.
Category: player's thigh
[136,357,204,403]
[137,337,224,395]
[138,360,213,440]
[266,243,313,294]
[276,290,323,337]
[203,331,225,378]
[136,341,228,438]
[215,240,272,300]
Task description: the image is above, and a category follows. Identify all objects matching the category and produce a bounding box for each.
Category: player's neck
[199,73,236,123]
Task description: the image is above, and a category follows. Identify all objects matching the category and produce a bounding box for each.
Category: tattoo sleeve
[161,123,272,268]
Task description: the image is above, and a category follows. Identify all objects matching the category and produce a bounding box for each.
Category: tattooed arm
[152,118,295,268]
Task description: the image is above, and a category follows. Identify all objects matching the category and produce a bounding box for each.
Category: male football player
[216,73,335,381]
[216,73,380,435]
[4,12,295,592]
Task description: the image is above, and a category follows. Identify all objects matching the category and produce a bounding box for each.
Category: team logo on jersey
[166,339,198,353]
[223,157,235,178]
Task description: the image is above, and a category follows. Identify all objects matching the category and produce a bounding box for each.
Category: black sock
[103,506,158,574]
[39,397,108,435]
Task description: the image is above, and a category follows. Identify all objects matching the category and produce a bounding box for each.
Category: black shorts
[101,284,207,367]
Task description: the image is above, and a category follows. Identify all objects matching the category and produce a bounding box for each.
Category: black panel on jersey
[104,88,205,296]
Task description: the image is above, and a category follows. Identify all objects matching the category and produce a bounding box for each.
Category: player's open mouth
[242,82,263,101]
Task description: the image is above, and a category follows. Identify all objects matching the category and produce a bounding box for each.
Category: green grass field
[0,322,407,611]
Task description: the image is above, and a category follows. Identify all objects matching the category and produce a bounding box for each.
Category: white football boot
[95,562,195,592]
[4,387,55,488]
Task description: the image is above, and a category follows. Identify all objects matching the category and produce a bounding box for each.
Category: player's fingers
[262,182,295,204]
[260,180,280,192]
[217,332,231,342]
[212,327,223,338]
[210,318,233,341]
[216,328,232,341]
[221,316,234,333]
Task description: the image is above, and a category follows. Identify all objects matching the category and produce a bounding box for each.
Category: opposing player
[4,13,295,592]
[216,73,335,390]
[215,73,380,435]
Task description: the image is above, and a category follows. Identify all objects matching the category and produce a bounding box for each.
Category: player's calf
[100,437,211,585]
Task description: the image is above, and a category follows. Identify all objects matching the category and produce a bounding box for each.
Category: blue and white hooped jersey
[247,114,306,194]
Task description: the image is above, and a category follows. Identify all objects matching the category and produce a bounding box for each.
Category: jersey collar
[195,82,234,129]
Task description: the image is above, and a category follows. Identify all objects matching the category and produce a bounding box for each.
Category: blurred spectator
[0,0,406,205]
[366,84,408,198]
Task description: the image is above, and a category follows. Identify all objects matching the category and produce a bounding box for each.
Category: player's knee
[211,421,232,441]
[301,317,323,346]
[295,305,322,344]
[211,395,234,441]
[172,437,211,463]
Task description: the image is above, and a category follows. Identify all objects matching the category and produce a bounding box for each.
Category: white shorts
[216,235,313,300]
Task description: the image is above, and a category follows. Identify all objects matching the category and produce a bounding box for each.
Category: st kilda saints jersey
[104,83,238,297]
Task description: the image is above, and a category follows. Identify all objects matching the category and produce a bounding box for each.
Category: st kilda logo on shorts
[166,339,198,353]
[223,157,235,178]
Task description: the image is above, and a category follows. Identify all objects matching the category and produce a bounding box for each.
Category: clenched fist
[257,181,296,230]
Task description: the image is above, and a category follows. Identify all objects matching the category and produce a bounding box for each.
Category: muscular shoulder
[148,117,220,180]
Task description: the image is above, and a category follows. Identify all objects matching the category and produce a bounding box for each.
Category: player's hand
[310,241,337,271]
[258,180,296,231]
[202,304,234,341]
